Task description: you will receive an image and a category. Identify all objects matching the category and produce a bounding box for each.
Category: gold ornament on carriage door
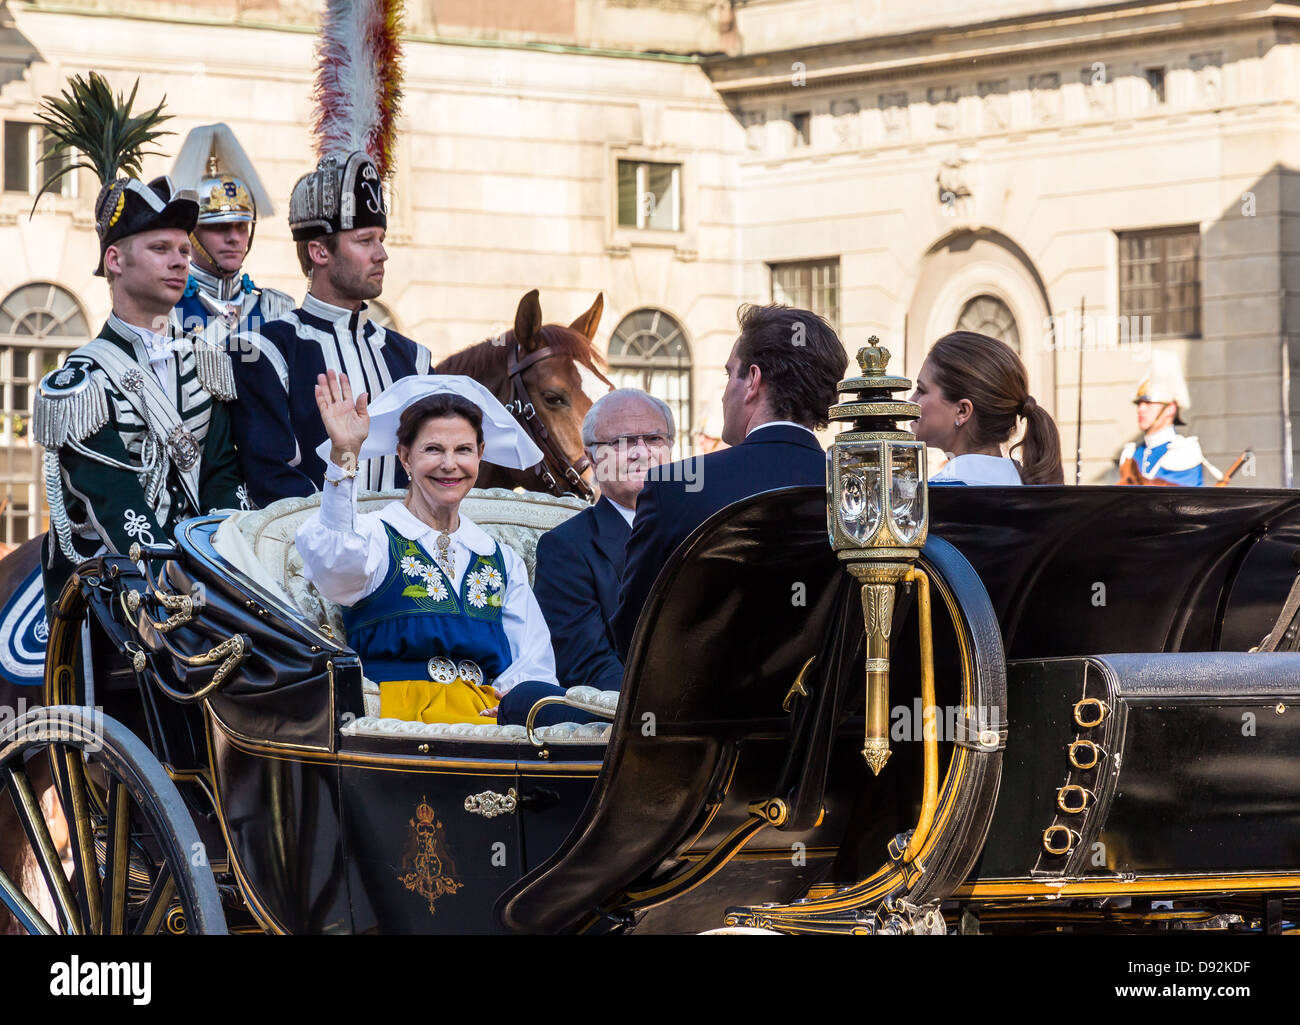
[826,338,929,774]
[398,796,462,916]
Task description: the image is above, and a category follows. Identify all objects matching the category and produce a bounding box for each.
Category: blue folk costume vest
[344,522,510,722]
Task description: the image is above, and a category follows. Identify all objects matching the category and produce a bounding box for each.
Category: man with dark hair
[230,151,432,505]
[611,303,847,658]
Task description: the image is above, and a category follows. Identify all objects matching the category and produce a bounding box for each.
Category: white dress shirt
[295,460,559,693]
[609,498,635,528]
[121,320,179,403]
[745,420,819,440]
[929,453,1023,486]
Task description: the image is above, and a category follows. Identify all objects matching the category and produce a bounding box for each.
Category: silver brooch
[456,660,483,688]
[122,368,146,393]
[166,424,201,471]
[427,656,457,684]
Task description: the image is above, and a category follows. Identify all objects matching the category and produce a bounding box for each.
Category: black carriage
[3,469,1300,935]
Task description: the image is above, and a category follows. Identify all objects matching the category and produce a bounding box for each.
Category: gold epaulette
[33,362,110,448]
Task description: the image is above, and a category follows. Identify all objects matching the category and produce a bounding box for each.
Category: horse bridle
[505,339,613,502]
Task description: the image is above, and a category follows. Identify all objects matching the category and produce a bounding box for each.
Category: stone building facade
[0,0,1295,542]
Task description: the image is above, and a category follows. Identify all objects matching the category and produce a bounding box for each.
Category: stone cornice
[705,0,1297,96]
[15,2,704,64]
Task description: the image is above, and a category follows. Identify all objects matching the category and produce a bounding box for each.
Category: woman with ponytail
[909,330,1064,486]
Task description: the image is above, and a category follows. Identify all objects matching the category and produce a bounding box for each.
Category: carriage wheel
[0,706,227,935]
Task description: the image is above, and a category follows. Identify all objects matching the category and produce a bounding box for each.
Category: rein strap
[505,340,608,502]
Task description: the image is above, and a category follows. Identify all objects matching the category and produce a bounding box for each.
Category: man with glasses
[533,389,675,694]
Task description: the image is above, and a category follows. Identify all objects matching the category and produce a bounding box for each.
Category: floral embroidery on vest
[395,540,457,609]
[380,532,507,620]
[463,555,505,614]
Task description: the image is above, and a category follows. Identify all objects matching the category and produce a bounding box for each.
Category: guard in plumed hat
[1118,350,1221,486]
[31,73,248,613]
[171,123,294,341]
[230,0,432,506]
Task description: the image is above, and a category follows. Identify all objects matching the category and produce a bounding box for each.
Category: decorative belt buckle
[456,660,483,688]
[427,656,457,684]
[166,424,201,471]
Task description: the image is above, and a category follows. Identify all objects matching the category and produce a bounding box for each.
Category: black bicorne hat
[94,175,199,276]
[287,151,387,242]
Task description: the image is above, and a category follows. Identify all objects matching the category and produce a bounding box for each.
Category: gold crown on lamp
[830,333,918,425]
[856,336,889,376]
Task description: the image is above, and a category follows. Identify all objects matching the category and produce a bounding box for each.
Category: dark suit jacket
[611,423,827,659]
[534,496,631,693]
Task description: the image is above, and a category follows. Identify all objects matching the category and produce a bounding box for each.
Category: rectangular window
[790,111,811,148]
[1145,67,1166,104]
[616,159,680,231]
[770,258,841,334]
[3,122,77,198]
[1118,225,1201,337]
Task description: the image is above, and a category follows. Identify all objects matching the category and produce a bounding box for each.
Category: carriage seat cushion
[212,487,588,638]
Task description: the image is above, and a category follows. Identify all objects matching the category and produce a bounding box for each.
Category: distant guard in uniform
[230,149,432,506]
[171,123,295,343]
[31,74,248,612]
[1118,350,1221,486]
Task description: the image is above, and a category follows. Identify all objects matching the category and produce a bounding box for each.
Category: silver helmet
[172,123,274,260]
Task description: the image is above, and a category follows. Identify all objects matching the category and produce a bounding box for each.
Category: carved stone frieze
[937,156,973,216]
[831,98,861,147]
[1030,72,1061,123]
[879,91,909,137]
[1080,63,1113,119]
[978,79,1010,131]
[1191,50,1224,106]
[928,85,960,133]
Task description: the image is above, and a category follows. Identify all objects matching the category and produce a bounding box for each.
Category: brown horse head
[435,290,609,496]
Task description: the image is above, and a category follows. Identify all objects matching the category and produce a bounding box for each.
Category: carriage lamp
[827,337,928,774]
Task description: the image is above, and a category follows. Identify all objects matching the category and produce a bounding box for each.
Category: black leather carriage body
[977,653,1300,880]
[928,486,1300,885]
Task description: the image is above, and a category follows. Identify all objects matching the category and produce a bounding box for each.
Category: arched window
[956,294,1020,352]
[0,282,90,545]
[607,308,693,457]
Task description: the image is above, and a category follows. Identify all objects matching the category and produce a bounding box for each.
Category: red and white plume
[312,0,404,178]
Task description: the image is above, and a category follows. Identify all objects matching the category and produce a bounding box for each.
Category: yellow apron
[379,678,499,724]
